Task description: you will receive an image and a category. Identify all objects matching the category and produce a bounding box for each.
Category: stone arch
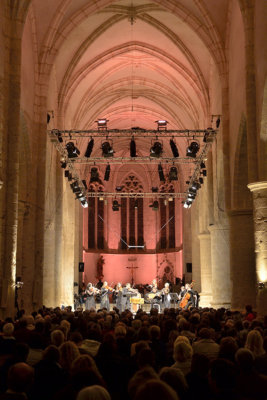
[232,114,252,209]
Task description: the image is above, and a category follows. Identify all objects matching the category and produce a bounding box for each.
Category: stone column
[208,224,231,308]
[248,182,267,315]
[228,209,256,310]
[198,232,212,307]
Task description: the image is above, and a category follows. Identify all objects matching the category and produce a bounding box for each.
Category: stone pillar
[198,232,212,307]
[209,224,231,308]
[228,209,256,310]
[248,182,267,315]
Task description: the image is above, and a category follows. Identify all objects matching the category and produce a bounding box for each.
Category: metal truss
[49,128,217,139]
[86,191,187,199]
[69,156,197,165]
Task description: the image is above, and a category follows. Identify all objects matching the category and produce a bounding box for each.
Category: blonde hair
[174,335,190,347]
[245,330,265,357]
[173,341,193,362]
[51,330,65,347]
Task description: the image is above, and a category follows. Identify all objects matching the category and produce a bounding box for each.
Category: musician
[85,283,96,310]
[162,282,171,309]
[150,279,158,293]
[100,281,113,311]
[121,283,136,312]
[179,283,195,309]
[114,282,123,312]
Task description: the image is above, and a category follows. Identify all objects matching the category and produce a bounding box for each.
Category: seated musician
[179,283,195,310]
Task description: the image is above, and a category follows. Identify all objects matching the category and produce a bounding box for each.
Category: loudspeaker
[186,262,192,273]
[79,262,84,272]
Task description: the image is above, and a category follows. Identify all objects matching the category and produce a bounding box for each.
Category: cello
[179,281,194,309]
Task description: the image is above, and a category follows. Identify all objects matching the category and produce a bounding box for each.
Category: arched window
[120,175,144,250]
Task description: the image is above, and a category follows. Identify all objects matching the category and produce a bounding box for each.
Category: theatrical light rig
[49,122,218,209]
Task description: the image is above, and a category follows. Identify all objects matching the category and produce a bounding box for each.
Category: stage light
[66,142,80,158]
[150,141,163,157]
[186,141,199,158]
[61,161,66,169]
[134,199,138,209]
[104,164,111,181]
[158,164,165,181]
[216,117,221,128]
[130,138,136,157]
[199,177,204,184]
[64,170,69,178]
[85,138,94,157]
[151,187,158,193]
[201,170,207,177]
[101,141,114,157]
[75,192,83,199]
[189,187,197,194]
[169,166,178,181]
[200,162,206,169]
[149,200,159,210]
[81,200,88,208]
[112,200,121,211]
[70,181,80,193]
[203,127,214,143]
[183,201,192,209]
[53,129,63,143]
[156,120,168,131]
[116,186,123,191]
[170,139,179,158]
[192,181,201,190]
[96,118,108,131]
[90,167,99,183]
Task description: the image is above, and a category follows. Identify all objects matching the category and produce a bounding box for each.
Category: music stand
[170,293,179,308]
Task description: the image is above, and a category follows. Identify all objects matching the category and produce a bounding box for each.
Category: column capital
[248,181,267,192]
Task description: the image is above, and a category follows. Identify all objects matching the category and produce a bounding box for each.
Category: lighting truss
[49,128,217,140]
[68,156,195,165]
[86,192,187,199]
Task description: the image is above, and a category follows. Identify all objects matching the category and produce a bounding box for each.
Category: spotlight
[47,113,51,124]
[156,120,168,131]
[186,141,199,158]
[150,141,163,157]
[201,170,207,177]
[203,127,214,143]
[169,166,178,181]
[70,181,80,193]
[192,181,201,190]
[112,200,121,211]
[85,138,94,157]
[158,164,165,181]
[75,192,83,199]
[149,200,159,210]
[81,200,88,208]
[101,141,114,157]
[188,192,196,199]
[189,187,197,194]
[151,187,158,193]
[130,138,136,157]
[61,161,67,169]
[104,165,111,181]
[64,170,69,178]
[170,139,179,158]
[216,117,221,128]
[199,177,204,184]
[96,118,108,131]
[183,201,192,209]
[116,186,123,191]
[66,142,80,158]
[200,162,206,169]
[90,167,99,183]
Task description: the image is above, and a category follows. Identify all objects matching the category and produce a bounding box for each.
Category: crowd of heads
[0,304,266,399]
